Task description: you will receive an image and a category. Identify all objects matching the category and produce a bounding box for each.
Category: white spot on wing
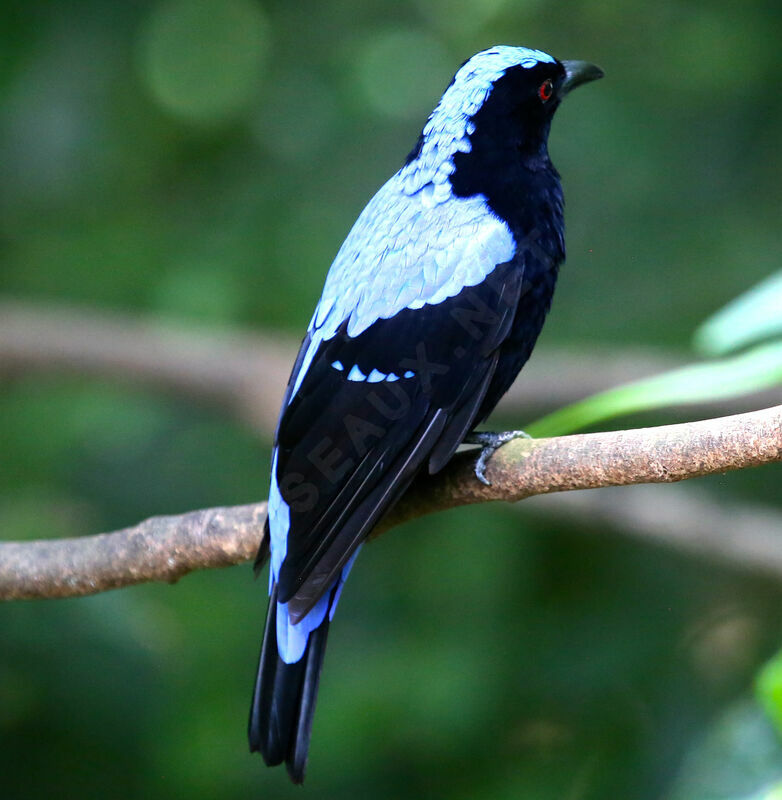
[285,46,550,406]
[268,45,555,665]
[306,47,548,345]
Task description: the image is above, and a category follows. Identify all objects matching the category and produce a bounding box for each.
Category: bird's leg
[463,430,532,486]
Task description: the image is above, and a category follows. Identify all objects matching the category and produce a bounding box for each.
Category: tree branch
[2,405,780,601]
[379,404,782,530]
[0,503,267,601]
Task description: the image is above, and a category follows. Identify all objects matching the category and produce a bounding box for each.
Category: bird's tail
[248,584,331,784]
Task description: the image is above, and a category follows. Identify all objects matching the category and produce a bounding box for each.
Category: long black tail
[248,585,331,783]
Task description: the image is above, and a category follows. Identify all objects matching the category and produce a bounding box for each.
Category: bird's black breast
[447,92,566,422]
[477,249,559,421]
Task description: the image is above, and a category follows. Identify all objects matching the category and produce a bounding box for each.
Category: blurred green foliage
[696,271,782,357]
[757,652,782,738]
[1,1,781,798]
[528,271,782,435]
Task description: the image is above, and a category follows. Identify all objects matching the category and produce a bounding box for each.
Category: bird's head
[401,46,603,196]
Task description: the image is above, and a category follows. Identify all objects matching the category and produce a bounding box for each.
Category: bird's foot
[463,430,532,486]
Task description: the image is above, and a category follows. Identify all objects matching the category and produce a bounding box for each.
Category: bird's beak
[560,60,604,95]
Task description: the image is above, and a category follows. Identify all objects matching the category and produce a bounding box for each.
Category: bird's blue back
[249,44,599,783]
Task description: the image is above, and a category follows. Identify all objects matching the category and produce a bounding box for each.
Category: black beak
[560,60,604,95]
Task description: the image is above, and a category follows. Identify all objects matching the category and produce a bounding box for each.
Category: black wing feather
[283,408,448,621]
[249,583,332,783]
[427,351,498,473]
[273,260,524,621]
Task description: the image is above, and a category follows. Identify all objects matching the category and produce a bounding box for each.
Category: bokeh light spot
[355,29,451,121]
[138,0,269,124]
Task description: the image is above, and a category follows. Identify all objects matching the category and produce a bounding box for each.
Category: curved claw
[464,429,532,486]
[474,449,494,486]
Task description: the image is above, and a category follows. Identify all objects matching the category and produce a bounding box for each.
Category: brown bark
[2,405,780,601]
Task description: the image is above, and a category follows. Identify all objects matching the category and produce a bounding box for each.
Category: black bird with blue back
[248,45,603,782]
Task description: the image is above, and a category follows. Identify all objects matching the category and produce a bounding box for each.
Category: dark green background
[2,1,781,797]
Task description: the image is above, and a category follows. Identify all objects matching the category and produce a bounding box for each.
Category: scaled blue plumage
[249,43,603,783]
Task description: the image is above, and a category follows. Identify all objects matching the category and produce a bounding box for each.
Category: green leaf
[757,651,782,739]
[694,271,782,357]
[526,341,782,438]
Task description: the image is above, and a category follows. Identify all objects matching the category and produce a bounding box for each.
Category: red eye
[538,79,554,102]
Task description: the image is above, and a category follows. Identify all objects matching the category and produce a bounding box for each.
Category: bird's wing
[269,177,523,623]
